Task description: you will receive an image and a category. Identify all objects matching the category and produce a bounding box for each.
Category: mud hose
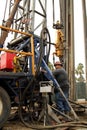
[36,31,43,76]
[18,79,60,129]
[43,28,51,65]
[19,27,45,128]
[19,28,54,129]
[19,78,61,129]
[19,102,87,130]
[46,28,51,65]
[19,78,72,129]
[19,79,82,129]
[35,27,51,75]
[39,27,51,65]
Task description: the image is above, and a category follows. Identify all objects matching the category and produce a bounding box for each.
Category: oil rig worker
[53,61,71,115]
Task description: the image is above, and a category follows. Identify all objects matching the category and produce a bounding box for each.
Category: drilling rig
[0,0,78,129]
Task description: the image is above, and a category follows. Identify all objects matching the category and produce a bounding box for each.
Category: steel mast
[0,0,21,46]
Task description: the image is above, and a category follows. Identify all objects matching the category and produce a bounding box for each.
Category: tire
[0,87,11,128]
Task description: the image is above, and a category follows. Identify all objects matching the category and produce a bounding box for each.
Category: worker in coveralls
[53,61,70,115]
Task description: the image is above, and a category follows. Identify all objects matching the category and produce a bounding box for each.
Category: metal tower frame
[0,0,76,100]
[9,0,47,38]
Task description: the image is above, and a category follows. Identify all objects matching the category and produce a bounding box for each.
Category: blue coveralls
[53,68,70,113]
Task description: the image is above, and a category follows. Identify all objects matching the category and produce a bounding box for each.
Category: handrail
[0,25,35,75]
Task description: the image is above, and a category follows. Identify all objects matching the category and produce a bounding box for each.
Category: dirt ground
[2,109,87,130]
[1,100,87,130]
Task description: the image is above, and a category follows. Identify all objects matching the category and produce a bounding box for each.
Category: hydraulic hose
[40,27,51,65]
[19,28,52,129]
[35,27,51,75]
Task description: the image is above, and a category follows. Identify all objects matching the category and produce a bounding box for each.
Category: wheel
[0,87,11,128]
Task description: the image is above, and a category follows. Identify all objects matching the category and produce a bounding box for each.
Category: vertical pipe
[59,0,75,99]
[59,0,70,74]
[82,0,87,100]
[70,0,75,100]
[30,0,35,32]
[65,0,69,73]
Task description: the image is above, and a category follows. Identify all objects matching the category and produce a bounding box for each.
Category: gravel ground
[2,108,87,130]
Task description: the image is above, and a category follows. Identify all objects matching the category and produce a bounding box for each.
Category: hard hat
[54,61,62,66]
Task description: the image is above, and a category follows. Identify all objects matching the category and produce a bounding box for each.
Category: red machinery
[0,52,16,70]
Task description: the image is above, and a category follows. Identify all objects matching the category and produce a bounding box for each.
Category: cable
[39,27,51,65]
